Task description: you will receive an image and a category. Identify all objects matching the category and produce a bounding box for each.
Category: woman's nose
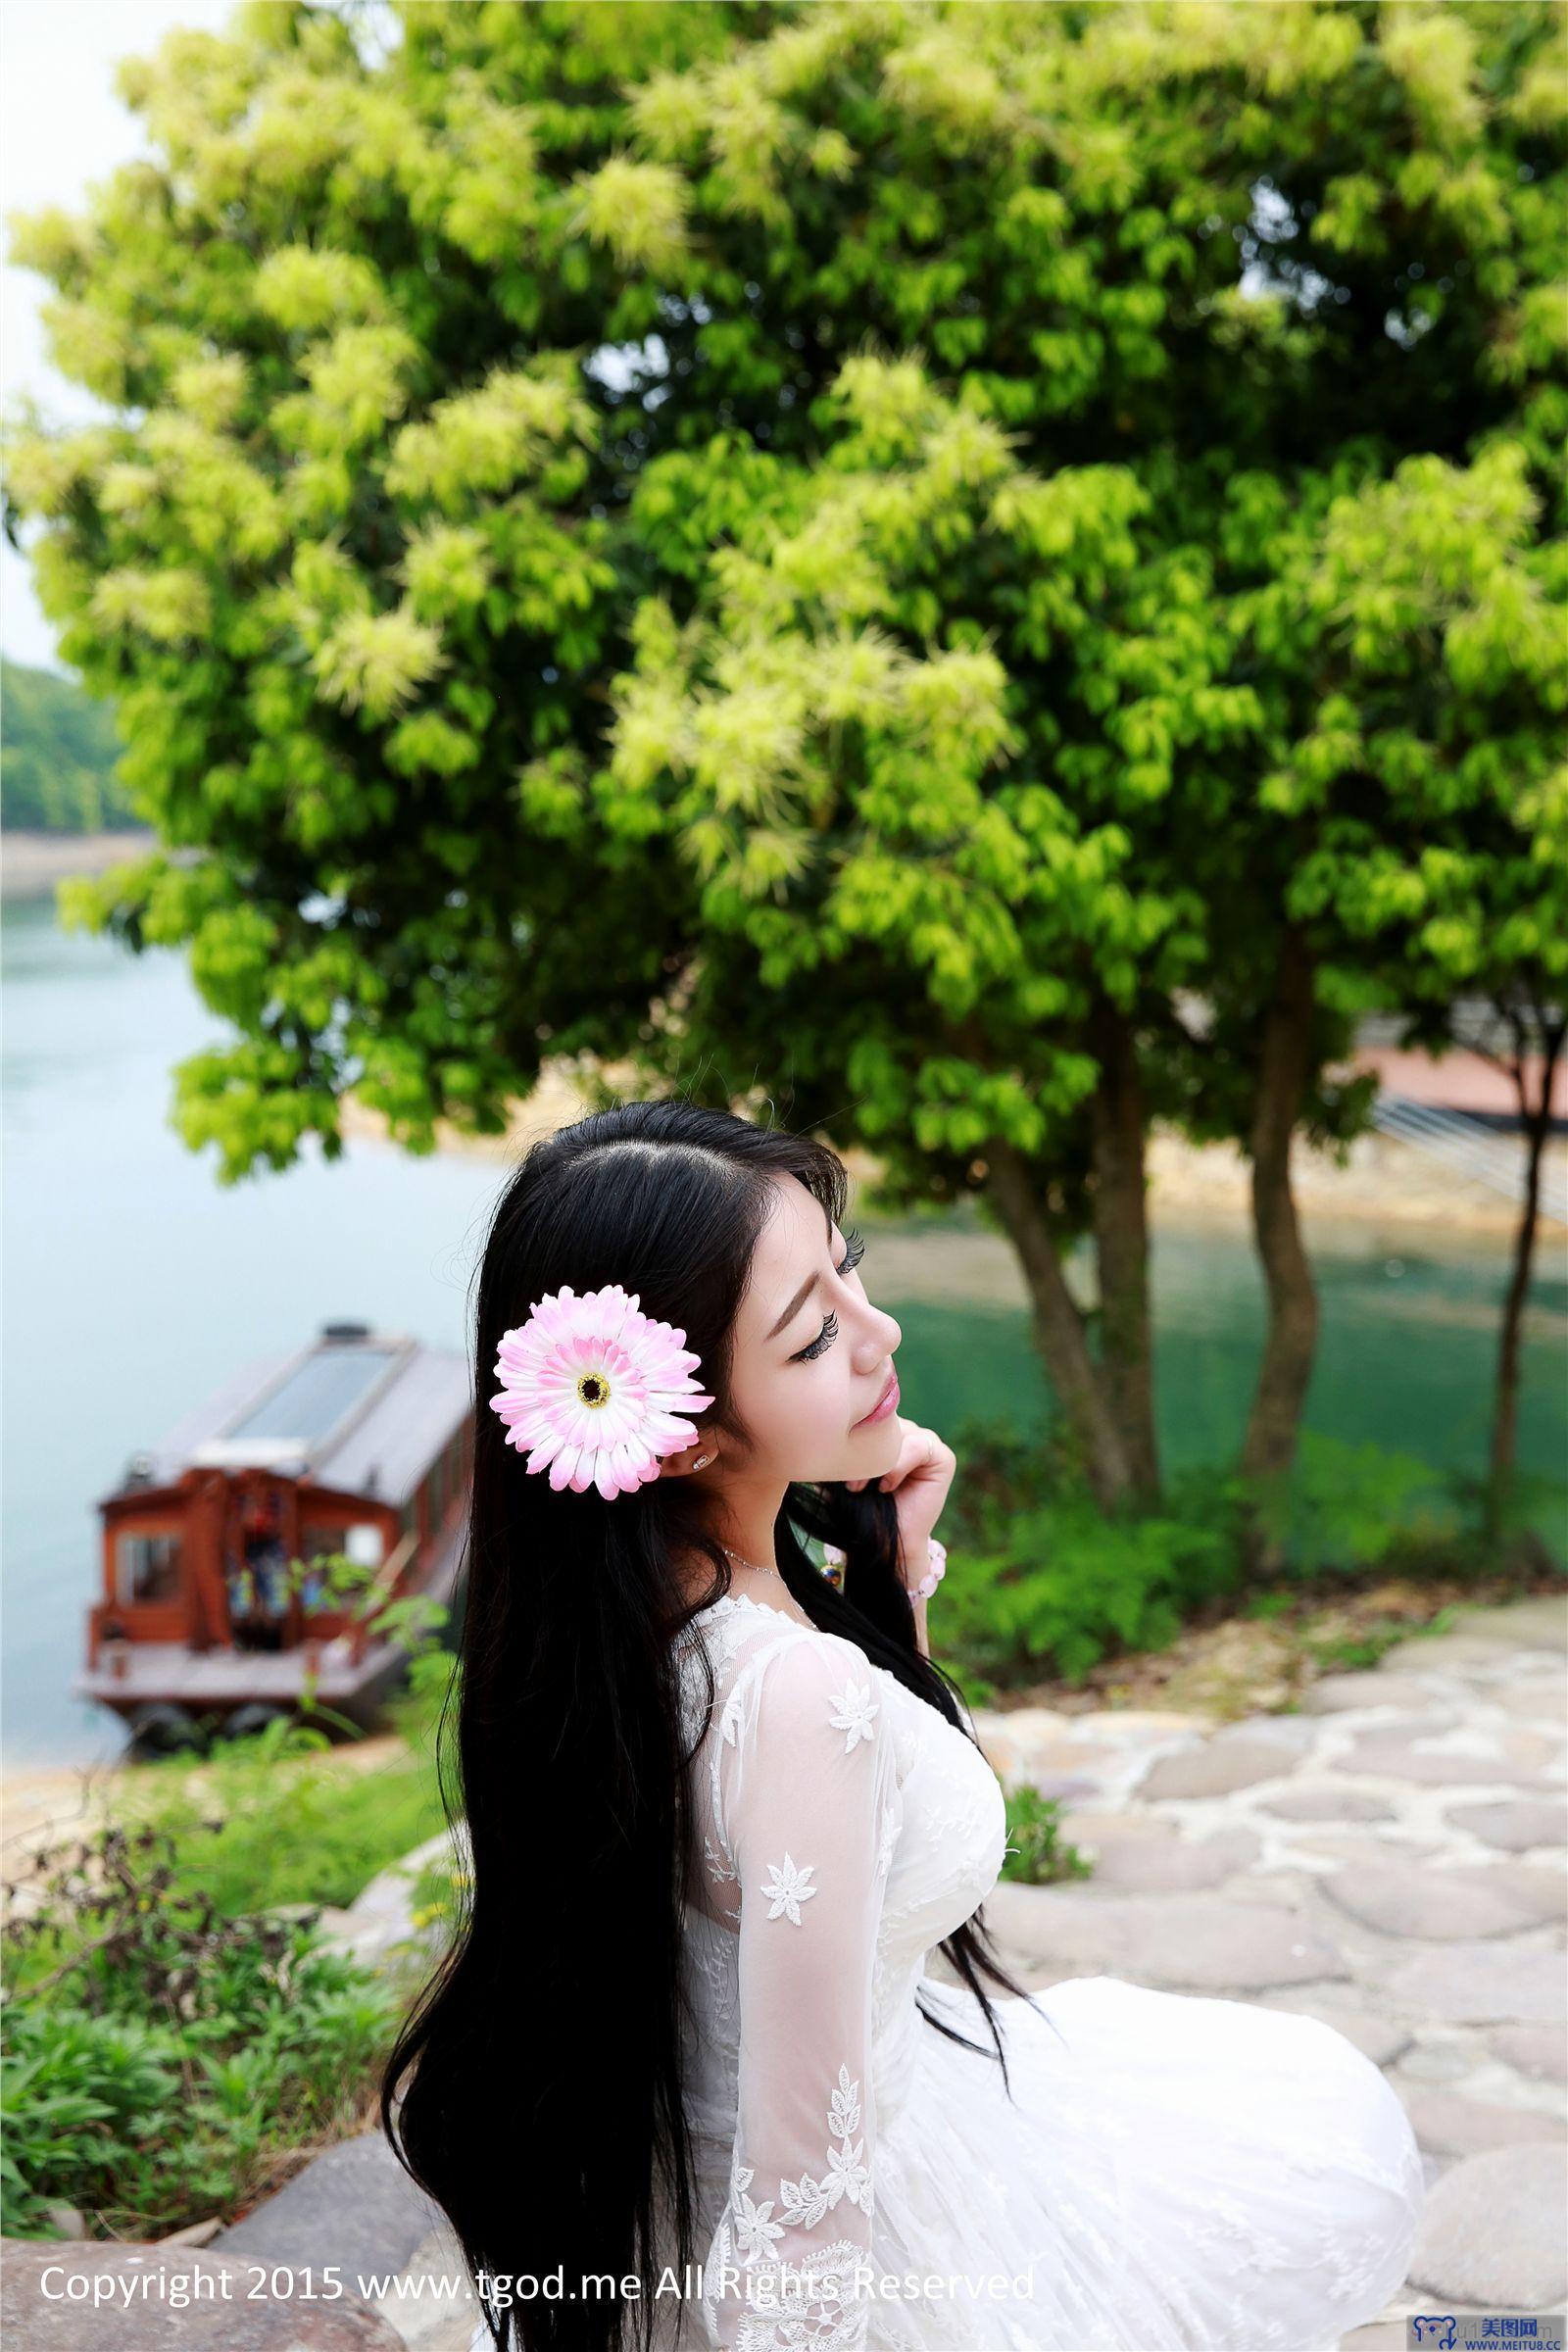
[871,1308,900,1355]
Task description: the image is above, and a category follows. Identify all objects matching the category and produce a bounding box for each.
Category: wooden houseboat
[75,1321,472,1755]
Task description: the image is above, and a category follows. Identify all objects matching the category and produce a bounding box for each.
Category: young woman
[382,1097,1424,2352]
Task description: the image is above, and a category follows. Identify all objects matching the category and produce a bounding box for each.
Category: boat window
[223,1344,403,1447]
[117,1530,182,1606]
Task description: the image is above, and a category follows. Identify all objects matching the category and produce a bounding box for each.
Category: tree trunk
[1090,1001,1161,1501]
[1487,1014,1563,1547]
[985,1137,1135,1511]
[1240,931,1320,1570]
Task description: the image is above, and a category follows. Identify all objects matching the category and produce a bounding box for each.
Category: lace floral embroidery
[874,1797,899,1881]
[828,1679,879,1750]
[714,2079,883,2352]
[760,1851,817,1924]
[704,1830,740,1888]
[720,2064,873,2257]
[726,2237,870,2352]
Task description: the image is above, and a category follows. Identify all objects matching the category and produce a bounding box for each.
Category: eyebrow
[765,1205,838,1344]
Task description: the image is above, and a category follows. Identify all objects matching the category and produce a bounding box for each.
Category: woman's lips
[854,1372,899,1429]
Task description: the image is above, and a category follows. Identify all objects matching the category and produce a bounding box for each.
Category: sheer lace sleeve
[701,1631,902,2352]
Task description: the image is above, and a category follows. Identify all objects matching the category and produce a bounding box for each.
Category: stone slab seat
[210,2128,446,2280]
[0,2239,407,2351]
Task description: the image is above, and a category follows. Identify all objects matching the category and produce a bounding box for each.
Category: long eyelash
[795,1228,866,1360]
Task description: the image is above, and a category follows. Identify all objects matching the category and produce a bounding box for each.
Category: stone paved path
[341,1592,1567,2350]
[26,1593,1549,2351]
[971,1592,1567,2343]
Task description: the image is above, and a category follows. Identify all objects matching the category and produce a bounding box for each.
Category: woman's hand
[845,1418,955,1591]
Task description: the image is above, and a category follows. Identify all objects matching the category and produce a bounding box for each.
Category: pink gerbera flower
[488,1283,715,1500]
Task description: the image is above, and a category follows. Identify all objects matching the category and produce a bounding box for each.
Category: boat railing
[347,1527,419,1663]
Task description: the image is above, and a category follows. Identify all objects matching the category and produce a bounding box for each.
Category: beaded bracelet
[908,1534,947,1603]
[821,1537,946,1601]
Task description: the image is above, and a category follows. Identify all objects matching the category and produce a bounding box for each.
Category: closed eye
[791,1229,866,1361]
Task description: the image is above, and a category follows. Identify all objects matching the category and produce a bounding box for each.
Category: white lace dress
[652,1592,1424,2352]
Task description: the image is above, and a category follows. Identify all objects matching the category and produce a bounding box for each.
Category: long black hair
[380,1096,1047,2352]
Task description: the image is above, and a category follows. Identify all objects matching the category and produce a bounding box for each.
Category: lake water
[4,893,1564,1768]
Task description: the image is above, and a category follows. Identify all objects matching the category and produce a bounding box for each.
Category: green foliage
[3,0,1562,1507]
[1,0,1559,1199]
[941,1465,1249,1686]
[1249,1428,1568,1580]
[0,1815,397,2239]
[1442,1462,1568,1572]
[999,1784,1094,1888]
[1250,1429,1460,1578]
[266,1540,457,1738]
[932,1424,1557,1689]
[120,1711,449,1916]
[405,1846,472,1939]
[0,657,136,832]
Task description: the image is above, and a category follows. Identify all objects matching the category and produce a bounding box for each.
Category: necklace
[720,1544,786,1584]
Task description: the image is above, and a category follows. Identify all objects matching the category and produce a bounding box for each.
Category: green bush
[122,1706,450,1918]
[934,1421,1567,1692]
[940,1457,1250,1688]
[1,1815,399,2239]
[1249,1431,1461,1579]
[998,1785,1094,1887]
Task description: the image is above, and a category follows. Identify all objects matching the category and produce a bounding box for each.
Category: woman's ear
[659,1433,715,1480]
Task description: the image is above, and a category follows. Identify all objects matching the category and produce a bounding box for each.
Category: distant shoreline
[337,1081,1567,1243]
[1,827,160,901]
[7,828,1559,1239]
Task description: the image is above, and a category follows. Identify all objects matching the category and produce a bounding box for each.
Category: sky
[1,0,238,675]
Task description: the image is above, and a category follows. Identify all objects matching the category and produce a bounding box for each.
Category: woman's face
[723,1174,905,1485]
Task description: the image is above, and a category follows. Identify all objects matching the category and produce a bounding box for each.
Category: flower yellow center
[577,1371,611,1409]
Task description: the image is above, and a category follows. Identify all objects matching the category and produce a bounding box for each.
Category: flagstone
[1396,2034,1482,2085]
[1445,1596,1568,1650]
[1490,2023,1568,2081]
[1504,1673,1568,1715]
[1286,1832,1444,1871]
[1408,2142,1568,2306]
[1378,1632,1543,1673]
[1254,1995,1413,2068]
[1389,1940,1567,2025]
[1331,1733,1560,1785]
[1135,1740,1298,1798]
[1320,1861,1566,1939]
[1398,2085,1568,2156]
[981,1882,1348,1990]
[1257,1787,1398,1823]
[1445,1796,1566,1852]
[1071,1825,1262,1893]
[1298,1673,1452,1714]
[1208,1713,1322,1751]
[0,2240,405,2350]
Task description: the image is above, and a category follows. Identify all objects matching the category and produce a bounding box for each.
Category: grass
[998,1783,1096,1886]
[90,1698,452,1920]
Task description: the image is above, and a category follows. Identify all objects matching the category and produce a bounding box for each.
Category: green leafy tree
[1288,439,1566,1541]
[3,0,1562,1526]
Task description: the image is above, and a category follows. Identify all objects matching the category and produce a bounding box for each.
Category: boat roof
[104,1324,472,1510]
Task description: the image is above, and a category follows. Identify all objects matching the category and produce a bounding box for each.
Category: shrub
[1249,1431,1460,1579]
[998,1785,1094,1887]
[1,1814,398,2239]
[940,1460,1250,1688]
[120,1706,449,1917]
